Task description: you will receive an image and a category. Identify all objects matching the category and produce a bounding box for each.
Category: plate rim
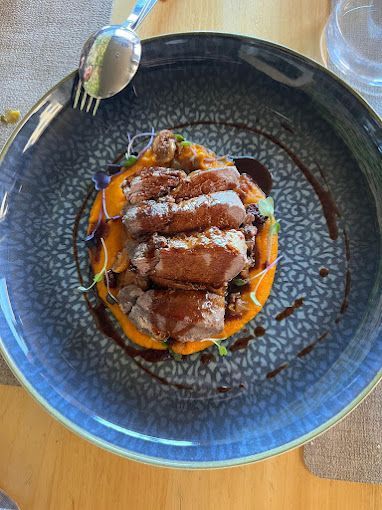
[1,31,382,468]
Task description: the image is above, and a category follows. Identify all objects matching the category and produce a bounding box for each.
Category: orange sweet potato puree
[88,144,278,355]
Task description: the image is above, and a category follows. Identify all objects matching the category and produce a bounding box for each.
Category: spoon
[73,0,158,115]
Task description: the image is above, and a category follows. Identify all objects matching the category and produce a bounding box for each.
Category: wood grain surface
[3,1,382,509]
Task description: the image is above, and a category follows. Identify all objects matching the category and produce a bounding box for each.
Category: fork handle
[122,0,158,31]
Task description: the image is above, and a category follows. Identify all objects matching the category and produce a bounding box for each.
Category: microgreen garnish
[249,255,284,307]
[122,154,138,167]
[211,339,228,357]
[78,238,108,292]
[232,278,248,287]
[257,196,274,217]
[125,130,154,160]
[101,189,121,222]
[257,196,281,265]
[257,197,281,233]
[180,141,192,147]
[175,133,185,142]
[92,171,111,190]
[270,221,281,235]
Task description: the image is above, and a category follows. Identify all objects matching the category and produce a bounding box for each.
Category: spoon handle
[123,0,158,31]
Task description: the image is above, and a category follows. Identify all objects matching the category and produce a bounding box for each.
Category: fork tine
[73,79,82,109]
[80,89,88,111]
[86,95,94,113]
[92,98,101,116]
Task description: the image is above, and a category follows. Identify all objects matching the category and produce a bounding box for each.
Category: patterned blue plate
[0,33,381,467]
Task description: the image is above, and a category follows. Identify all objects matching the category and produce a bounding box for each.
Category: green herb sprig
[257,197,280,235]
[78,238,108,293]
[211,339,228,357]
[249,255,284,307]
[257,196,281,268]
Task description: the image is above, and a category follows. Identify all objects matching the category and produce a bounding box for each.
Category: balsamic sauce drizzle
[275,298,304,321]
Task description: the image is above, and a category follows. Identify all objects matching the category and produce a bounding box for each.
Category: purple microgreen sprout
[249,255,284,307]
[137,127,155,159]
[125,130,155,160]
[92,171,111,190]
[78,238,108,292]
[101,189,121,222]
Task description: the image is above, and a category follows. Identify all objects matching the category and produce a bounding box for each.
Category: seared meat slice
[122,166,240,205]
[152,130,177,164]
[118,285,145,314]
[123,190,246,237]
[132,228,248,286]
[128,289,225,342]
[171,166,240,199]
[122,167,186,204]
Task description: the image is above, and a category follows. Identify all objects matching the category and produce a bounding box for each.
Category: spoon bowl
[73,0,158,114]
[79,25,141,100]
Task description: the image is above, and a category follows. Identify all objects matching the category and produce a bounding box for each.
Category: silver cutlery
[73,0,158,115]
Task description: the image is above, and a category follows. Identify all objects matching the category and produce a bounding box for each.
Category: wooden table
[2,1,382,508]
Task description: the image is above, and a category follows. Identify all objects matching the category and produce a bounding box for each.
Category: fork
[73,0,158,115]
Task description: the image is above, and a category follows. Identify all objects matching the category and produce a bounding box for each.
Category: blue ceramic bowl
[0,33,381,468]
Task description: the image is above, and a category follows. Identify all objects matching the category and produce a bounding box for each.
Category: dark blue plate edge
[0,32,381,469]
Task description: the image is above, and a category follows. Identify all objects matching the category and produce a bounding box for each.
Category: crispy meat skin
[128,289,225,342]
[123,190,246,237]
[132,228,248,287]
